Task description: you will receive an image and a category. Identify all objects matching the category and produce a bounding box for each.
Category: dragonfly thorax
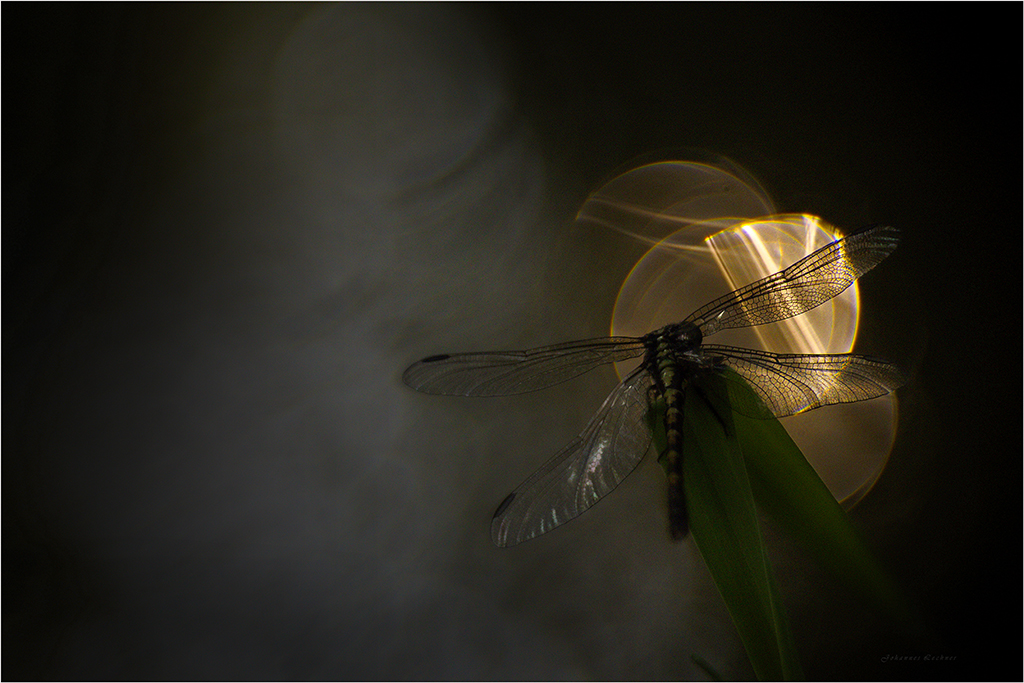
[640,321,707,379]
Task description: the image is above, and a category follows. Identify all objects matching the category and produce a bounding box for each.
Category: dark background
[5,3,1020,680]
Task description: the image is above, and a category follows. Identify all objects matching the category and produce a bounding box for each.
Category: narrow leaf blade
[721,367,918,632]
[684,375,803,681]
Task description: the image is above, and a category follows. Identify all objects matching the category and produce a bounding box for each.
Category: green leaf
[683,375,804,681]
[722,368,918,632]
[649,367,916,679]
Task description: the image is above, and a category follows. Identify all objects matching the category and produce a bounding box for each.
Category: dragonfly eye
[675,322,702,350]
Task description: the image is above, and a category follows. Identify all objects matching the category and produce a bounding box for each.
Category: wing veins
[490,367,654,546]
[705,344,907,418]
[685,225,899,337]
[403,337,646,396]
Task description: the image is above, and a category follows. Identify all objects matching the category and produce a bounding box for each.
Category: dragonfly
[403,224,905,547]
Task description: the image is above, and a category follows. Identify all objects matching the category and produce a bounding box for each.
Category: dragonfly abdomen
[649,334,691,541]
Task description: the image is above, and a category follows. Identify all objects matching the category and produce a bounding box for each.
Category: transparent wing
[685,224,899,338]
[402,337,646,396]
[703,344,907,419]
[491,367,654,547]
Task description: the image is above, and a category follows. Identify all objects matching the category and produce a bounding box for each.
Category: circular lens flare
[588,161,898,506]
[575,159,776,248]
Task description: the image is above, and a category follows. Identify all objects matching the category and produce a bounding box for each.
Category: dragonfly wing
[491,367,654,547]
[403,337,646,396]
[704,344,907,419]
[685,224,899,337]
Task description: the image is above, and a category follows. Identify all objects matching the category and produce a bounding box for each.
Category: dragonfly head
[667,321,702,352]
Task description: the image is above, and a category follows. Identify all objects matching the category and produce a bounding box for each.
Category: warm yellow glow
[610,214,860,350]
[610,211,894,506]
[704,214,860,356]
[574,160,776,249]
[582,159,897,504]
